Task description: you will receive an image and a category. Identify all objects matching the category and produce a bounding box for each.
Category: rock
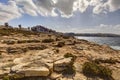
[11,63,30,72]
[13,58,24,64]
[19,67,50,77]
[54,58,72,72]
[74,62,83,73]
[112,69,120,80]
[73,73,87,80]
[50,72,62,79]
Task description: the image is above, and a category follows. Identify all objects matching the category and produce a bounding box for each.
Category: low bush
[64,53,77,61]
[2,40,15,45]
[26,40,40,43]
[94,58,117,64]
[27,45,47,50]
[56,41,65,47]
[63,53,76,75]
[3,74,24,80]
[62,35,70,39]
[17,40,40,44]
[17,40,27,44]
[63,65,76,75]
[82,62,113,79]
[42,38,54,43]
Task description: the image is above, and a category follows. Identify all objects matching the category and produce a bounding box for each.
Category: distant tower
[4,23,9,27]
[18,24,22,29]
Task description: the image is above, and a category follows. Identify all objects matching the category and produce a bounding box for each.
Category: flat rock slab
[19,67,50,77]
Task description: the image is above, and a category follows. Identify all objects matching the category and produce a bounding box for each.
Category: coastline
[0,28,120,80]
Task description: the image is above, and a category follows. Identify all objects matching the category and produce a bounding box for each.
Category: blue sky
[0,0,120,34]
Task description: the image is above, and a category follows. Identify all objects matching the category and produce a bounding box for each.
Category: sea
[76,36,120,50]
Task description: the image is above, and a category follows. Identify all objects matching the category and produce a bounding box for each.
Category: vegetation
[0,28,39,36]
[27,45,47,50]
[56,41,65,47]
[62,35,70,39]
[64,53,76,61]
[63,53,76,75]
[42,38,54,43]
[63,64,76,75]
[3,74,24,80]
[82,62,113,79]
[17,40,40,44]
[2,40,15,45]
[94,58,117,64]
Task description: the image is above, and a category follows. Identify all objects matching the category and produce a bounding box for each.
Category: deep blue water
[76,36,120,50]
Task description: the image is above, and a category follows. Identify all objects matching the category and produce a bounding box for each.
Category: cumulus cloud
[0,0,21,23]
[15,0,38,16]
[55,0,77,17]
[0,0,120,23]
[105,0,120,12]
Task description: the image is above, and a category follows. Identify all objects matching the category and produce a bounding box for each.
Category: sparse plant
[3,74,24,80]
[42,38,54,43]
[62,35,70,39]
[94,58,117,64]
[27,45,47,50]
[64,53,77,62]
[63,64,76,75]
[63,53,76,75]
[2,40,15,45]
[56,41,65,47]
[17,40,27,44]
[82,62,113,79]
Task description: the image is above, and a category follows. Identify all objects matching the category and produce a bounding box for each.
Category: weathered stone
[20,67,50,77]
[112,69,120,80]
[73,73,87,80]
[13,58,24,64]
[54,58,72,72]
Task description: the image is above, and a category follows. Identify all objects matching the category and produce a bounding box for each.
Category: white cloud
[78,0,89,13]
[0,0,21,23]
[55,0,77,17]
[0,0,120,23]
[105,0,120,12]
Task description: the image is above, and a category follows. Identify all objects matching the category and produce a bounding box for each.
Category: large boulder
[54,58,72,72]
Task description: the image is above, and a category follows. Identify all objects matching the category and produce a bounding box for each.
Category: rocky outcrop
[54,58,72,72]
[19,67,50,77]
[0,27,120,80]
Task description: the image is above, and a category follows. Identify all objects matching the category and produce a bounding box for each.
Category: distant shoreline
[65,33,120,37]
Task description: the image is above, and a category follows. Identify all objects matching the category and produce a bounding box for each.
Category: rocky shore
[0,27,120,80]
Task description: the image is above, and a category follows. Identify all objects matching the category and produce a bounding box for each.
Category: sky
[0,0,120,34]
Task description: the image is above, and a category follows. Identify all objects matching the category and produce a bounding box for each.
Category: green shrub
[56,41,65,47]
[3,74,24,80]
[2,40,15,45]
[26,40,40,43]
[27,45,47,50]
[63,65,76,75]
[82,62,113,79]
[63,53,76,75]
[64,53,77,61]
[17,40,27,44]
[42,38,54,43]
[94,58,117,64]
[17,40,40,44]
[62,35,70,39]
